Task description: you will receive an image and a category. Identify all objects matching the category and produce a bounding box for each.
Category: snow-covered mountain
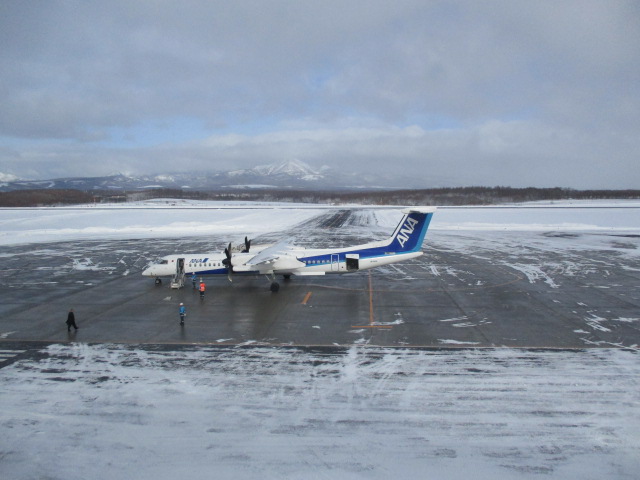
[229,159,327,182]
[0,160,415,192]
[253,159,326,180]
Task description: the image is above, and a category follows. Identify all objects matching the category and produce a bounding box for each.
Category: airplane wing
[234,239,305,274]
[245,238,293,264]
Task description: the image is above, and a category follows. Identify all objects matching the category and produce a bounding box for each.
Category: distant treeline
[1,186,639,207]
[128,187,640,206]
[0,189,95,207]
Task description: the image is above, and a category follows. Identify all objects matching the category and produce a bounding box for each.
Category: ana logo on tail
[396,216,419,247]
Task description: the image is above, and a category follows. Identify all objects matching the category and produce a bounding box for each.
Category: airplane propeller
[222,237,251,282]
[222,242,234,282]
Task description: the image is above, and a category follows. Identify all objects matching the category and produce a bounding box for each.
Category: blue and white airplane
[142,207,436,292]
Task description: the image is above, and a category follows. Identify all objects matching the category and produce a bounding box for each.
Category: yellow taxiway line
[301,291,313,305]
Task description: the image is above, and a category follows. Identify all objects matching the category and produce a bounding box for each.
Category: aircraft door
[177,258,185,275]
[331,254,340,271]
[346,254,359,271]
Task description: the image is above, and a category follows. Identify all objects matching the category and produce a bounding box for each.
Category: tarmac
[1,209,639,352]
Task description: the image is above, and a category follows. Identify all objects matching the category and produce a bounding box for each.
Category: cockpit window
[159,260,169,265]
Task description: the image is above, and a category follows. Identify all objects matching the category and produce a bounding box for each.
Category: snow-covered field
[1,199,639,246]
[0,200,323,245]
[1,200,639,479]
[2,344,639,479]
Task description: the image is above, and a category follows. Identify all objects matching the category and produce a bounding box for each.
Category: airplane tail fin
[386,207,436,253]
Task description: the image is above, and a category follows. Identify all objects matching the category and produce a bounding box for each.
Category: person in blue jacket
[179,303,186,325]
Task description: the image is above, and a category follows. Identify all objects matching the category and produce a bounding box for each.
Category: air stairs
[171,272,186,289]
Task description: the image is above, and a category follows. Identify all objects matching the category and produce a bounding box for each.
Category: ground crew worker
[179,303,186,325]
[66,308,78,332]
[192,274,197,289]
[199,280,206,299]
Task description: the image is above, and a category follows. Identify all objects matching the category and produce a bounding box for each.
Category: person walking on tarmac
[191,274,197,290]
[66,308,78,332]
[179,303,186,325]
[199,279,206,299]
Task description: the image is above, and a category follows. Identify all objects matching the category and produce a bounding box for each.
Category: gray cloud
[0,0,639,188]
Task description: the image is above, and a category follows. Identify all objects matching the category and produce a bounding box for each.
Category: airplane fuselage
[142,246,423,279]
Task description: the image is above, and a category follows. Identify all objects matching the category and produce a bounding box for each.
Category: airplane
[142,207,436,292]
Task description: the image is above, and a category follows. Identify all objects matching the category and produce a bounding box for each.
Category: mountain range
[0,159,421,192]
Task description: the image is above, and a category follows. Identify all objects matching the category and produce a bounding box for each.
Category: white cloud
[0,172,19,182]
[0,0,638,187]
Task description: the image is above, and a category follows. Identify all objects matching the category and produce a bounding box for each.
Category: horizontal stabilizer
[402,206,437,214]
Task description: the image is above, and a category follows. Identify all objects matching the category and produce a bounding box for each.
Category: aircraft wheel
[283,275,291,281]
[155,278,162,285]
[270,282,280,293]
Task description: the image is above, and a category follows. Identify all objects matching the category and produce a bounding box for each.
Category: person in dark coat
[66,309,78,332]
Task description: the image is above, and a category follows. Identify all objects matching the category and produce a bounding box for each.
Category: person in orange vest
[199,279,206,299]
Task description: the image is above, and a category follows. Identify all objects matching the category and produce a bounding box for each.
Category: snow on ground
[374,200,640,232]
[1,344,638,480]
[1,199,639,246]
[0,201,322,245]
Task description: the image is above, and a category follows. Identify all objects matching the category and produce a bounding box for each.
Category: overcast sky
[1,1,639,188]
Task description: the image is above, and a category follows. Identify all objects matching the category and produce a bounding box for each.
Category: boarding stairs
[171,272,186,289]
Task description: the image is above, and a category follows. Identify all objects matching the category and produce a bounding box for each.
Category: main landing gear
[267,273,290,292]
